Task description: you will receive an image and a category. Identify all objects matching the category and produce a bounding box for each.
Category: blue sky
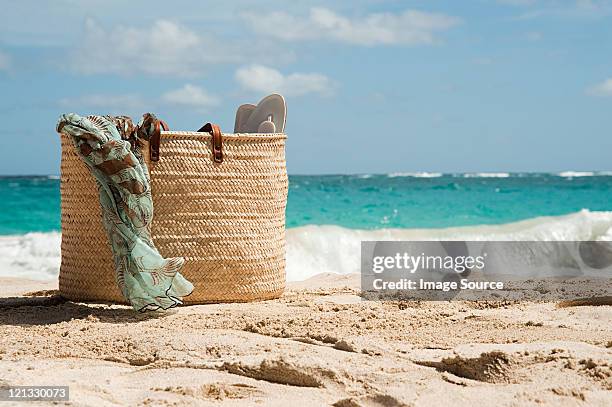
[0,0,610,175]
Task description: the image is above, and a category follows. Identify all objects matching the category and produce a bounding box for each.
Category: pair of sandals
[233,94,287,134]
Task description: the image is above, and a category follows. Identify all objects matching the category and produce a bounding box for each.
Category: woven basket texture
[59,131,288,304]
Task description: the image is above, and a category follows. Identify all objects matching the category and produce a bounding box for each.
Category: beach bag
[58,122,288,304]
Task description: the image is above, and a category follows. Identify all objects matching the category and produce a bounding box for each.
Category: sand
[0,273,611,406]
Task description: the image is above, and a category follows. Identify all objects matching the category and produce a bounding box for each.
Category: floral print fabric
[57,113,193,311]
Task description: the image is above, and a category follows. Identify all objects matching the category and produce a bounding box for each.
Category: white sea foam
[0,232,61,281]
[462,172,510,178]
[286,210,612,281]
[1,210,611,282]
[558,171,612,177]
[47,175,60,180]
[558,171,595,178]
[387,172,443,178]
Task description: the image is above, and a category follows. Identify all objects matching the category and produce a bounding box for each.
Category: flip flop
[234,103,256,133]
[244,94,286,133]
[257,119,276,133]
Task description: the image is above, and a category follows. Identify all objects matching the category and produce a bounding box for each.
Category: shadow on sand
[0,292,170,326]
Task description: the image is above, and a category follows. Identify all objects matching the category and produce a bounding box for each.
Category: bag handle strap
[197,122,223,163]
[149,119,169,162]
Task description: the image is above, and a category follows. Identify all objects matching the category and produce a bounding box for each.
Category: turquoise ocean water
[1,172,611,235]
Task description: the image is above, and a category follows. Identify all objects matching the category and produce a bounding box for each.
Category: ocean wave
[387,172,443,178]
[1,210,611,282]
[286,210,612,281]
[557,171,612,178]
[462,172,510,178]
[558,171,595,178]
[47,175,60,180]
[0,232,61,281]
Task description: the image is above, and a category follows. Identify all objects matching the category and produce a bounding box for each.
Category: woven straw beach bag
[58,122,288,304]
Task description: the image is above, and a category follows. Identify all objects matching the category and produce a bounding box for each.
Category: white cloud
[59,93,146,113]
[235,65,334,97]
[59,84,218,114]
[161,84,218,110]
[0,51,11,71]
[587,78,612,96]
[242,7,460,46]
[70,19,238,76]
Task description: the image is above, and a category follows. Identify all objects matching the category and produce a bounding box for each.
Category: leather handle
[149,119,169,162]
[197,122,223,163]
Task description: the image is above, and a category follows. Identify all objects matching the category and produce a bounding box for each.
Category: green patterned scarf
[57,113,193,311]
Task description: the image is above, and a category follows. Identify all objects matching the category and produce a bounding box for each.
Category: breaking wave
[286,210,612,281]
[387,172,443,178]
[462,172,510,178]
[1,210,611,282]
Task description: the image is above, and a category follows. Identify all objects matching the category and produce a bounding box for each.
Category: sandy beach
[3,0,612,405]
[1,273,610,406]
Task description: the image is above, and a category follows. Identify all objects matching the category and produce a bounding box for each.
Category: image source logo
[361,241,612,301]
